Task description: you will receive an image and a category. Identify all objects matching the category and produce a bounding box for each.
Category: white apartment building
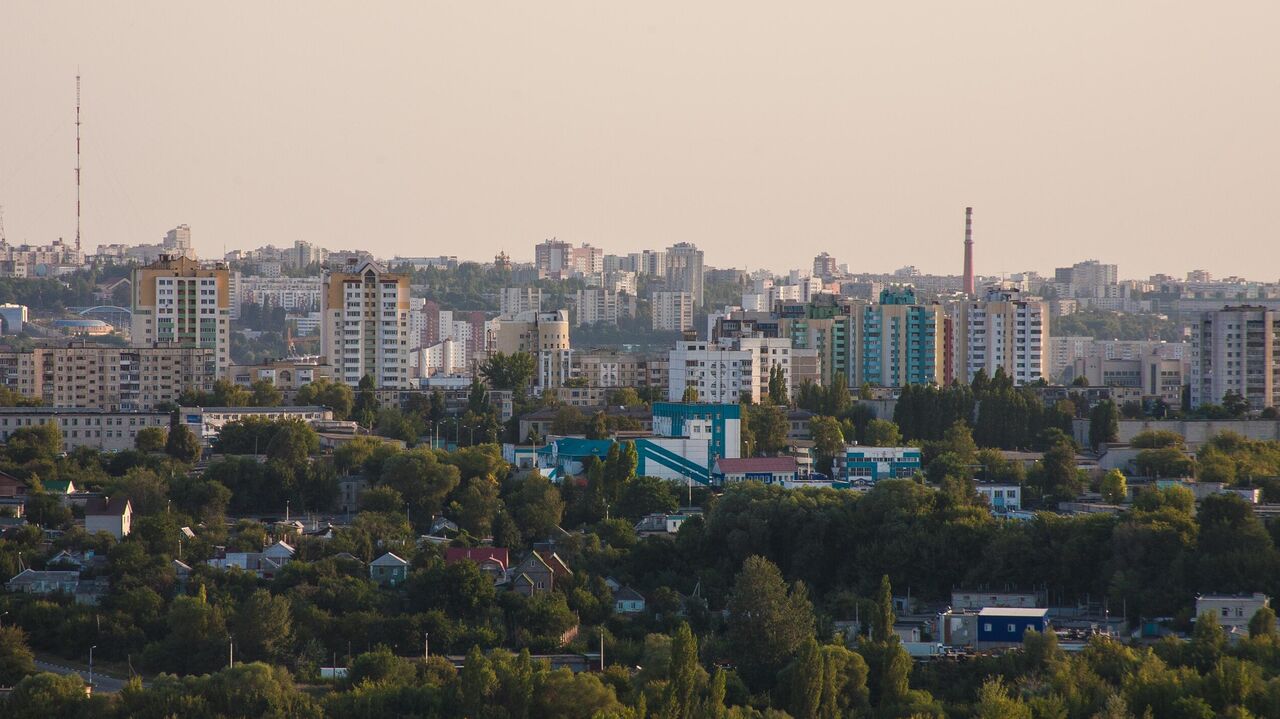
[667,337,791,404]
[239,276,322,312]
[416,338,469,378]
[653,291,694,332]
[1190,306,1280,410]
[948,287,1047,386]
[500,287,543,318]
[575,289,620,327]
[321,261,411,388]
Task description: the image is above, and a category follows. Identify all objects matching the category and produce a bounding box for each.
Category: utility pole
[89,645,97,688]
[423,632,430,661]
[229,636,234,668]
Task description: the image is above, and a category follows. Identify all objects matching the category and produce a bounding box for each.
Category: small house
[511,551,572,596]
[370,552,409,586]
[0,470,30,499]
[444,547,509,583]
[6,569,80,596]
[614,586,646,615]
[713,457,798,486]
[84,497,132,539]
[977,607,1049,646]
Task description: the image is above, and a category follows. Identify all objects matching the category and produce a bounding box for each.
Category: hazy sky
[2,2,1277,279]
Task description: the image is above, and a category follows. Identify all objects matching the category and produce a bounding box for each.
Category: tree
[250,379,283,407]
[746,403,789,456]
[1223,390,1250,418]
[973,677,1032,719]
[0,625,36,686]
[809,416,845,474]
[726,555,815,688]
[681,386,699,403]
[663,623,703,719]
[5,672,90,719]
[768,364,789,406]
[295,378,354,420]
[863,419,902,447]
[1037,437,1083,501]
[872,574,895,643]
[616,476,679,521]
[507,472,565,539]
[1136,447,1194,478]
[165,414,202,463]
[1097,469,1127,504]
[1089,400,1120,450]
[1249,606,1277,640]
[232,589,293,662]
[135,425,168,453]
[481,352,538,398]
[353,375,380,427]
[461,645,498,716]
[379,448,461,525]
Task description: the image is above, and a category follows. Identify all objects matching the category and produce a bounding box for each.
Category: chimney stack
[962,207,975,295]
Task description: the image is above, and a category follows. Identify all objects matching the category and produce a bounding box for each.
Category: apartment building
[1190,306,1280,410]
[499,287,543,318]
[948,287,1047,385]
[653,291,694,332]
[228,360,335,402]
[0,345,216,411]
[239,276,322,311]
[575,289,620,327]
[665,243,705,306]
[667,338,791,404]
[131,255,232,377]
[494,310,572,390]
[321,260,411,388]
[850,288,945,388]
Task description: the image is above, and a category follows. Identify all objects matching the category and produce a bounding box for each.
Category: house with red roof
[444,546,510,583]
[713,456,798,486]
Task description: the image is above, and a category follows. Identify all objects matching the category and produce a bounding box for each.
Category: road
[33,659,135,693]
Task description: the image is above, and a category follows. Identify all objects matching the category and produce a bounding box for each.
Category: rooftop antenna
[75,73,82,252]
[0,204,6,246]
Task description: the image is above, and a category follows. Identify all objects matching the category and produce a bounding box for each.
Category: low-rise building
[834,446,922,482]
[951,589,1041,611]
[370,552,410,587]
[0,408,170,453]
[179,405,335,442]
[977,607,1050,647]
[713,457,798,486]
[614,587,647,614]
[975,484,1023,512]
[83,497,132,539]
[1196,593,1270,632]
[445,547,510,583]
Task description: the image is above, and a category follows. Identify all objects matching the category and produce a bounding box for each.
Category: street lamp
[423,631,430,661]
[89,645,97,688]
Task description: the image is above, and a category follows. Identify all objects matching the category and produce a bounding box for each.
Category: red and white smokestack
[963,206,975,295]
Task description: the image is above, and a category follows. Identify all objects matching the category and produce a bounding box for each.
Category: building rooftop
[716,457,797,474]
[978,607,1049,617]
[83,497,130,517]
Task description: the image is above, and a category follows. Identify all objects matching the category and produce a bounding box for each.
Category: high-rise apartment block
[850,288,945,388]
[321,260,411,388]
[130,255,232,377]
[0,345,216,411]
[534,239,602,279]
[665,242,704,305]
[1190,306,1280,410]
[948,287,1047,385]
[575,289,620,327]
[500,287,543,318]
[653,291,694,332]
[667,337,790,404]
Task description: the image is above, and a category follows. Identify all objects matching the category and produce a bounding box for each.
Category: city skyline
[3,2,1278,279]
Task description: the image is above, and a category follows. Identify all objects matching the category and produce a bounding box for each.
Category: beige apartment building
[321,260,411,389]
[0,345,216,411]
[494,310,572,390]
[0,408,170,452]
[131,255,233,377]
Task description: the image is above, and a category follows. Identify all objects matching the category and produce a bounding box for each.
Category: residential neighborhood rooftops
[614,586,645,602]
[716,457,797,474]
[445,547,510,570]
[83,497,131,516]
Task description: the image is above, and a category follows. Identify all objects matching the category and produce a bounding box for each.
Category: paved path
[33,658,134,693]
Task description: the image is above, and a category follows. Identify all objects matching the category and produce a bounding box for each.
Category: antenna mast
[75,74,82,252]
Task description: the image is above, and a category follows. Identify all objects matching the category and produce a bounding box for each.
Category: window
[1008,624,1016,632]
[983,623,993,632]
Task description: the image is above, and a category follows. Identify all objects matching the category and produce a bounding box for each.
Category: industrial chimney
[962,207,975,295]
